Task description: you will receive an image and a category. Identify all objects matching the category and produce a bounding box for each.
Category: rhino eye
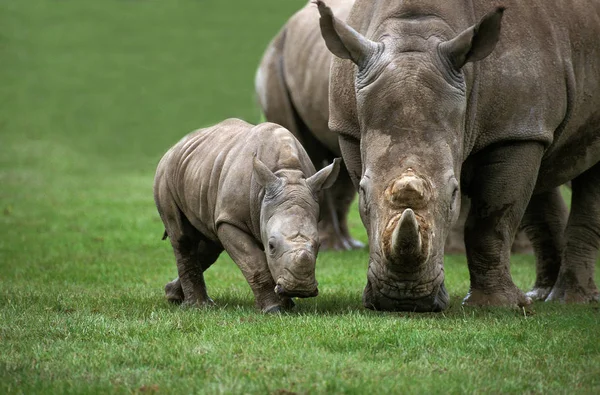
[268,241,276,253]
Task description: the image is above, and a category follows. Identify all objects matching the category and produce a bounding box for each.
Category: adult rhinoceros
[316,0,600,311]
[256,0,533,255]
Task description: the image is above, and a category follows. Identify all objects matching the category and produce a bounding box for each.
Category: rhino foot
[462,287,532,308]
[545,269,599,303]
[261,297,295,314]
[525,286,553,301]
[165,278,185,304]
[546,284,599,303]
[165,277,215,308]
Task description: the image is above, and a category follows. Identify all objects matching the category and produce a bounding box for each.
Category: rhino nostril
[389,175,428,206]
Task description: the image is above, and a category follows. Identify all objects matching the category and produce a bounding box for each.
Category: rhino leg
[445,197,533,254]
[445,198,469,254]
[156,178,221,307]
[164,237,222,306]
[547,163,600,303]
[330,164,365,250]
[521,188,568,300]
[167,230,222,308]
[462,142,545,308]
[217,223,294,313]
[318,161,364,251]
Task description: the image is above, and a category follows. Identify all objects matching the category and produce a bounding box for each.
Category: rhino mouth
[363,258,448,312]
[274,278,319,298]
[363,280,449,312]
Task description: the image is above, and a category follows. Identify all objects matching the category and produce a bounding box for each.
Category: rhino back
[161,119,312,242]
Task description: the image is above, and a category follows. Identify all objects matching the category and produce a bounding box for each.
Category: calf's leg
[217,223,294,313]
[164,236,222,306]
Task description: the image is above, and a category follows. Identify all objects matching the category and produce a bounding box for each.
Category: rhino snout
[274,249,318,298]
[275,277,319,298]
[387,172,430,208]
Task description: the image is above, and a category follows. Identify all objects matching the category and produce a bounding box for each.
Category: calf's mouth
[274,276,319,298]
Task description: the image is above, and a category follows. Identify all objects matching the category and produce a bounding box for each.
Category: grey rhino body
[317,0,600,311]
[256,0,362,251]
[256,0,531,254]
[154,119,339,312]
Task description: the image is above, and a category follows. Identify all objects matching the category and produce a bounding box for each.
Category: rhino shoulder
[251,123,312,174]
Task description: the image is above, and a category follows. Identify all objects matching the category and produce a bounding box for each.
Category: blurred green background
[1,1,598,393]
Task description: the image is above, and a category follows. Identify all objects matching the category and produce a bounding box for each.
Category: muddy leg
[446,196,533,255]
[547,163,600,303]
[331,164,364,249]
[167,228,222,307]
[463,142,544,307]
[521,187,567,300]
[164,237,223,305]
[217,223,294,313]
[155,175,222,307]
[317,160,360,251]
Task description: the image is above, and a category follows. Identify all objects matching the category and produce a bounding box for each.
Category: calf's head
[317,1,504,311]
[253,156,340,298]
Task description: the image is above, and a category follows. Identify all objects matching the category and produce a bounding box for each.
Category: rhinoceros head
[253,156,341,298]
[317,1,504,311]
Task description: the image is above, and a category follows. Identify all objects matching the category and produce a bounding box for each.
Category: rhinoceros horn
[391,209,423,263]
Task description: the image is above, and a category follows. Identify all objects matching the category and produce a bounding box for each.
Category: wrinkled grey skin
[154,119,340,313]
[316,0,600,311]
[445,197,532,254]
[256,0,532,254]
[256,0,362,251]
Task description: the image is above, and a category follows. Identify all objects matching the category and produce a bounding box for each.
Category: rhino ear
[440,7,505,69]
[315,0,380,68]
[253,155,281,192]
[307,157,341,192]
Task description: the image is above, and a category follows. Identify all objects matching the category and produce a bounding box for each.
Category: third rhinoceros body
[316,0,600,311]
[154,119,340,312]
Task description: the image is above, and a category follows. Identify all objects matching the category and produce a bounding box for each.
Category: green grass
[1,0,599,393]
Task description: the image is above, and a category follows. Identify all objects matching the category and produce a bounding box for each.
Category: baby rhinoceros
[154,119,340,313]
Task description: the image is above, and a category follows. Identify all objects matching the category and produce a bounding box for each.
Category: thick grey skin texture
[317,0,600,311]
[445,197,532,254]
[256,0,363,251]
[256,0,532,254]
[154,119,340,313]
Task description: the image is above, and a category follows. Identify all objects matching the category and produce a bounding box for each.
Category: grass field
[1,0,599,393]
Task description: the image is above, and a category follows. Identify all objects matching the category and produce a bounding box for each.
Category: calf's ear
[307,157,341,192]
[253,155,281,192]
[439,7,505,69]
[315,0,380,68]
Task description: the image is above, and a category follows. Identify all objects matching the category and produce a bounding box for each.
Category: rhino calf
[154,119,340,313]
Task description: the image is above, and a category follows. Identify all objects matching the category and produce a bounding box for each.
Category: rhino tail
[161,230,168,240]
